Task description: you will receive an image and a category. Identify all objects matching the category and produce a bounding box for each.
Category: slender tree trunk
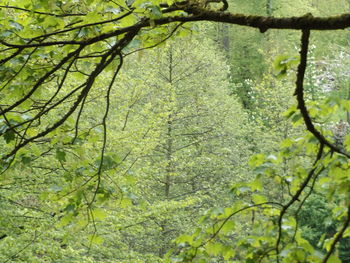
[159,47,174,258]
[164,48,174,199]
[165,115,173,198]
[347,89,350,125]
[220,24,230,56]
[266,0,273,16]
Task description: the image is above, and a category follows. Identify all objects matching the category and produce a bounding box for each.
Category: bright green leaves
[231,175,265,201]
[281,216,297,234]
[344,134,350,151]
[171,198,276,262]
[249,153,266,167]
[88,234,104,245]
[284,105,304,127]
[57,213,75,228]
[220,220,235,235]
[251,194,267,204]
[328,254,342,263]
[221,245,236,260]
[0,2,349,261]
[175,234,194,247]
[230,182,252,196]
[118,12,138,28]
[323,156,350,202]
[83,11,104,24]
[91,208,108,220]
[273,54,300,79]
[205,242,224,257]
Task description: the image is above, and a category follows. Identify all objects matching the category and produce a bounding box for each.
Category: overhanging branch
[294,29,350,158]
[161,12,350,31]
[0,13,349,51]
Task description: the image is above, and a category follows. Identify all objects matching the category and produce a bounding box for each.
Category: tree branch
[275,142,324,262]
[322,206,350,263]
[294,29,350,158]
[0,5,86,17]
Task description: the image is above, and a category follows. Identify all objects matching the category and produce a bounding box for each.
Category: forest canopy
[0,0,350,262]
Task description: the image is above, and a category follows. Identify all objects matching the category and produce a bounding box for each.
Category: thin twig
[0,5,86,17]
[89,53,124,205]
[0,46,85,116]
[124,23,184,57]
[3,231,42,263]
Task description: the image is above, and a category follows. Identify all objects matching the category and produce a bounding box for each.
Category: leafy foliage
[0,0,349,262]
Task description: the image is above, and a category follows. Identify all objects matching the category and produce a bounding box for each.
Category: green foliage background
[0,0,349,262]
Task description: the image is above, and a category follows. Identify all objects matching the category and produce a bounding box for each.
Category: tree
[116,36,250,258]
[1,0,350,262]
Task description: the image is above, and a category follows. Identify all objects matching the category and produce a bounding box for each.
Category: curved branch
[1,30,139,160]
[0,13,349,50]
[0,48,23,65]
[177,12,350,31]
[294,29,350,158]
[208,201,283,243]
[124,23,184,57]
[0,46,85,115]
[89,53,124,206]
[29,10,134,42]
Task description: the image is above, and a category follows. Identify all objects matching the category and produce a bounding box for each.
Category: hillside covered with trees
[0,0,349,262]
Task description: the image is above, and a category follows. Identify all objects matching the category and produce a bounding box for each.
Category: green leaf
[88,234,104,245]
[211,207,224,218]
[283,106,297,118]
[3,129,15,143]
[56,148,66,162]
[176,234,193,245]
[328,254,342,263]
[64,203,76,212]
[21,155,32,164]
[273,54,299,77]
[341,100,350,111]
[149,5,162,19]
[249,177,263,191]
[56,214,74,227]
[91,208,108,220]
[344,134,350,151]
[206,242,223,256]
[221,220,235,234]
[222,245,235,260]
[119,13,137,27]
[343,227,350,238]
[252,194,267,204]
[249,154,265,167]
[83,11,102,24]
